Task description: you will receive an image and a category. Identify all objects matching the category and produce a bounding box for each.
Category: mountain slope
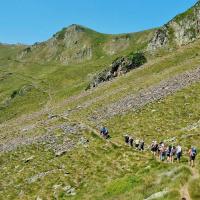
[148,1,200,51]
[1,2,200,200]
[1,31,200,199]
[0,25,155,123]
[0,43,25,63]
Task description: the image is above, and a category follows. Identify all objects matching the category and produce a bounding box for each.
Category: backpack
[191,148,197,157]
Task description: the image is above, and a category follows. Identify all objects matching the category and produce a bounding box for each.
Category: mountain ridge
[17,1,200,65]
[16,23,154,65]
[148,1,200,51]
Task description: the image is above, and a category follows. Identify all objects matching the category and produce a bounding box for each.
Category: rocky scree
[90,67,200,122]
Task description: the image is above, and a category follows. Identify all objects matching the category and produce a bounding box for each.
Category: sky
[0,0,197,44]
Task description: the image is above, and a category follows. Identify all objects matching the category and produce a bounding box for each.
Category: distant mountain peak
[67,24,84,29]
[63,24,85,33]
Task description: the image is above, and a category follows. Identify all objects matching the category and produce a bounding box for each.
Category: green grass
[1,8,200,199]
[189,178,200,200]
[173,3,195,24]
[0,132,150,200]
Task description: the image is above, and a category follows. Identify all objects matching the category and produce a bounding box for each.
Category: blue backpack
[191,148,197,157]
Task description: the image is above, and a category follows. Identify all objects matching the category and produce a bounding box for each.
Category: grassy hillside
[0,27,155,123]
[1,2,200,199]
[1,36,200,199]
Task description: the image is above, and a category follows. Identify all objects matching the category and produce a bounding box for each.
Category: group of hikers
[150,141,197,167]
[100,127,198,167]
[151,140,182,163]
[124,134,145,151]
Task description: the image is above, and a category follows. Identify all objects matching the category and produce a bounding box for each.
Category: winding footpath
[180,167,200,200]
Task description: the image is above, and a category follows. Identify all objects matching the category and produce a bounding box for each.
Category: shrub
[128,52,147,70]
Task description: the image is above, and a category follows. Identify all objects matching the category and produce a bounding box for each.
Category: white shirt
[176,145,182,153]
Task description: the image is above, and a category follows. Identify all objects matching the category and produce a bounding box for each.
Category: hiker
[176,144,182,163]
[158,142,163,154]
[100,126,109,139]
[139,139,144,151]
[170,146,176,163]
[151,141,155,152]
[188,146,197,167]
[135,138,140,149]
[129,137,134,147]
[166,145,172,162]
[159,142,165,161]
[161,145,166,161]
[124,135,129,145]
[151,140,158,157]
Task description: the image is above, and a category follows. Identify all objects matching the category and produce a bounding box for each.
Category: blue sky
[0,0,197,44]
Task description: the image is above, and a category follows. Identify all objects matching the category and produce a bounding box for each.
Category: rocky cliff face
[148,1,200,51]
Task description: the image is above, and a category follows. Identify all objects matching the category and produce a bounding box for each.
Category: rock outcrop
[147,26,170,51]
[148,1,200,51]
[88,53,147,89]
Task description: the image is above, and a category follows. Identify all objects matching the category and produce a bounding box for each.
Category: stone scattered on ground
[164,137,176,143]
[0,133,57,153]
[53,184,76,196]
[182,119,200,131]
[23,155,35,163]
[28,171,52,184]
[60,123,82,134]
[28,169,64,184]
[144,190,169,200]
[54,139,75,156]
[63,185,76,196]
[92,67,200,121]
[48,114,59,119]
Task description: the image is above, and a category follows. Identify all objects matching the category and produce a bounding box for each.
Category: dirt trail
[60,115,122,148]
[180,183,191,200]
[180,167,199,200]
